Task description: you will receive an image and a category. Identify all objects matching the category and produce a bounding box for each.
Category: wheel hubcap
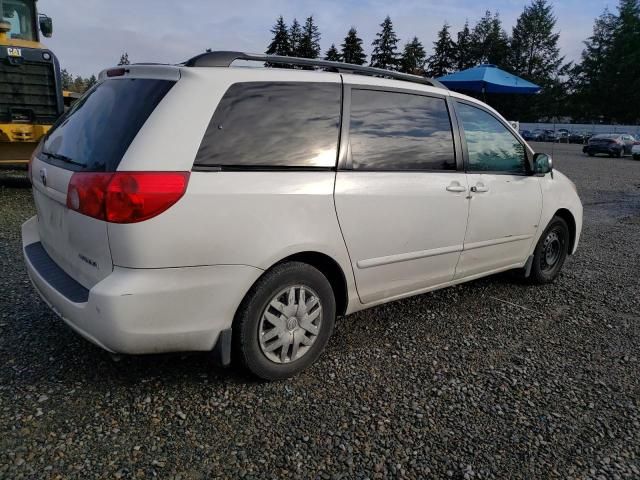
[258,285,322,364]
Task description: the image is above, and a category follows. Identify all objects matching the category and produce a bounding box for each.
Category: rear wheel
[528,217,570,284]
[587,152,595,157]
[616,149,623,158]
[233,262,336,380]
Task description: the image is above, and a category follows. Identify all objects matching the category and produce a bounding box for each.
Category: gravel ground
[1,144,639,479]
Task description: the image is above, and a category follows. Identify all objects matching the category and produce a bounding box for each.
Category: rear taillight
[66,172,190,223]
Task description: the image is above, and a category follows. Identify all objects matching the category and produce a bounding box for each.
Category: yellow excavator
[0,0,63,165]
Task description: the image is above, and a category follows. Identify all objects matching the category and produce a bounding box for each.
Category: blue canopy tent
[437,64,541,94]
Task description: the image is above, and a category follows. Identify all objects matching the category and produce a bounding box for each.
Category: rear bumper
[22,215,263,356]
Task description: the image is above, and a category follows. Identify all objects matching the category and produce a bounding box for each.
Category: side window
[456,102,527,174]
[195,82,341,168]
[349,89,456,171]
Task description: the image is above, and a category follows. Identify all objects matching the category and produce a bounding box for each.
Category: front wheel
[528,217,570,284]
[233,262,336,380]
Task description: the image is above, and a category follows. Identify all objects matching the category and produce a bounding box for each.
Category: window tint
[456,103,527,173]
[195,82,341,168]
[349,89,456,170]
[41,78,175,171]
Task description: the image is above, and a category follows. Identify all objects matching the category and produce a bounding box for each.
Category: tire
[232,261,336,380]
[587,152,595,157]
[616,149,623,158]
[528,216,570,284]
[633,154,640,161]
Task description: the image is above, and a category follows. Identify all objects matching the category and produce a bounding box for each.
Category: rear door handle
[470,183,489,193]
[446,181,466,193]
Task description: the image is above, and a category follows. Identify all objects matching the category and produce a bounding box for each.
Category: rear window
[194,82,341,169]
[40,78,175,171]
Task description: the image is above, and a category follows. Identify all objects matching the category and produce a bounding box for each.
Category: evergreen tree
[370,16,400,70]
[61,69,73,90]
[400,36,426,74]
[507,0,565,121]
[470,11,508,66]
[427,23,457,77]
[72,76,86,93]
[266,16,291,57]
[118,52,130,65]
[289,18,302,57]
[509,0,562,80]
[456,21,474,70]
[298,16,321,59]
[605,0,640,122]
[324,44,342,62]
[85,74,97,90]
[571,8,618,120]
[341,27,366,65]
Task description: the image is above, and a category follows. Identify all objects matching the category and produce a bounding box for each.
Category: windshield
[1,0,37,41]
[41,78,175,171]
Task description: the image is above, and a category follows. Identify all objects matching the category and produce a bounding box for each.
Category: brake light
[66,172,190,223]
[106,67,128,77]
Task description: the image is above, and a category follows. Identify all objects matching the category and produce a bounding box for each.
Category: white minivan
[22,52,583,379]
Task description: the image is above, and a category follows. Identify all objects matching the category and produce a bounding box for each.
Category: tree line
[57,1,640,124]
[60,52,130,94]
[265,0,640,124]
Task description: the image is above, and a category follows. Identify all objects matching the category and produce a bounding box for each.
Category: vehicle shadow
[0,168,30,188]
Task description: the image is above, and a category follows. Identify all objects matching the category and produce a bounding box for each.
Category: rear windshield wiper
[41,151,85,168]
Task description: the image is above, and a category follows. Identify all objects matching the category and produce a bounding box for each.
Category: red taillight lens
[106,172,190,223]
[66,172,189,223]
[66,172,111,220]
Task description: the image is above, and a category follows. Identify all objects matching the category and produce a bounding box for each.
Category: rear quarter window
[194,82,341,168]
[40,78,175,171]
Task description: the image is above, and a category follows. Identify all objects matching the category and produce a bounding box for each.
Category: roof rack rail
[183,51,447,90]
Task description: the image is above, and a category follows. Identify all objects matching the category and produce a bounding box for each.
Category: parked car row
[582,133,640,158]
[520,129,593,143]
[521,129,640,152]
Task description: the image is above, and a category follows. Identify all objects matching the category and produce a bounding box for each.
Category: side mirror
[39,14,53,38]
[533,153,553,175]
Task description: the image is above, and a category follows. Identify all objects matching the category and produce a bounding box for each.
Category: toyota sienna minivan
[22,51,583,379]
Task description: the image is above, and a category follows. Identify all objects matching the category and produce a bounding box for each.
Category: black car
[569,131,591,144]
[583,134,631,157]
[520,129,535,141]
[542,129,558,142]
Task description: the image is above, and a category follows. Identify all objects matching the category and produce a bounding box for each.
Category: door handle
[446,181,466,193]
[470,183,489,193]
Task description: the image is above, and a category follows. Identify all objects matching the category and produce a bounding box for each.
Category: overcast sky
[39,0,610,78]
